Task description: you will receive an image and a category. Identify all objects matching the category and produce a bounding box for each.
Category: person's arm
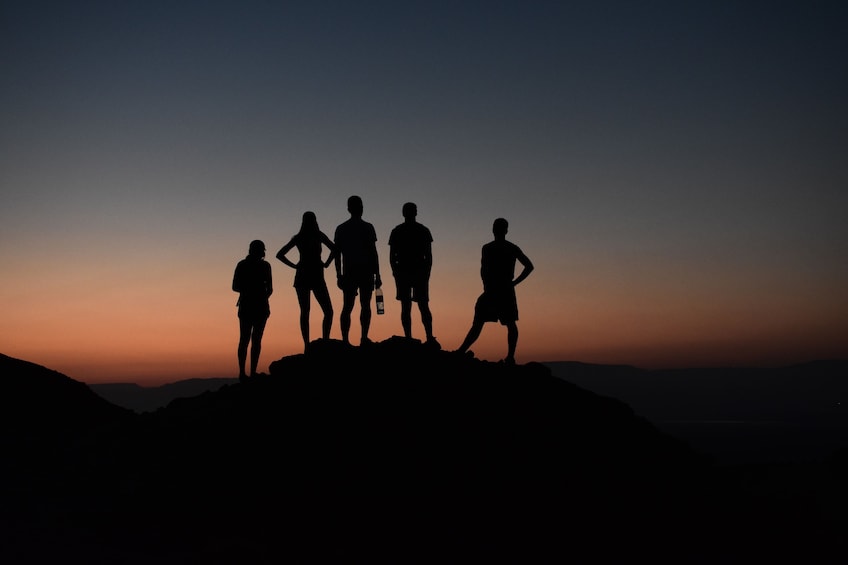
[374,256,382,288]
[371,228,382,288]
[333,229,344,287]
[366,224,383,288]
[232,263,241,293]
[389,242,398,276]
[264,262,273,298]
[512,250,534,287]
[276,237,297,269]
[334,245,342,276]
[321,232,336,268]
[388,229,397,275]
[424,241,433,278]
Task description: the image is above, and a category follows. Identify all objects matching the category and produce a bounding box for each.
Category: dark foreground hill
[1,343,846,563]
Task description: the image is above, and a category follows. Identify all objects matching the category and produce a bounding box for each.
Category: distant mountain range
[547,360,848,465]
[91,377,239,414]
[90,357,848,465]
[2,345,847,563]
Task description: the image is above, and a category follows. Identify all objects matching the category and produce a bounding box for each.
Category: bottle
[375,287,385,315]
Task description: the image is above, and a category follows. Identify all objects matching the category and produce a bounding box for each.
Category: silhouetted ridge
[126,337,708,562]
[2,345,844,564]
[0,353,132,438]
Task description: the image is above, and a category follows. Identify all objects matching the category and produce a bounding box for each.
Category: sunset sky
[2,1,846,385]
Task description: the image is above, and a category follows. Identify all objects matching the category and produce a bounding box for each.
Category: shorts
[339,272,375,295]
[238,298,270,321]
[394,273,429,302]
[474,289,518,325]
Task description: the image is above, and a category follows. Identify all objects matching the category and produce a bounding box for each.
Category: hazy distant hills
[547,360,848,423]
[547,360,848,465]
[91,377,238,414]
[90,356,848,465]
[2,344,847,563]
[90,359,848,427]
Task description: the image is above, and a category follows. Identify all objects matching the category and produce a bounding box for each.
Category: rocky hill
[1,342,845,563]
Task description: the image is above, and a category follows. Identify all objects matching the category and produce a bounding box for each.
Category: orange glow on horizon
[3,246,846,386]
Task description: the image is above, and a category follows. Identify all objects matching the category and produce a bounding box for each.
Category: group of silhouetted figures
[232,195,534,381]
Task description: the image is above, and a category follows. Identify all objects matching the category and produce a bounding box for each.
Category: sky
[2,0,847,385]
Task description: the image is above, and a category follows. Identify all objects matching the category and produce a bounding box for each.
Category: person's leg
[456,317,484,354]
[505,321,518,364]
[340,288,356,344]
[419,301,434,341]
[296,287,311,350]
[400,299,413,338]
[456,293,489,354]
[249,318,267,376]
[414,280,435,343]
[359,284,373,343]
[313,284,334,340]
[237,317,251,378]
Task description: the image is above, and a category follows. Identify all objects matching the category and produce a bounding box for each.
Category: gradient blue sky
[2,1,847,384]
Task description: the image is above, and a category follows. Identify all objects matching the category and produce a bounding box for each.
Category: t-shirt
[232,256,272,318]
[334,218,378,277]
[388,221,432,278]
[481,239,523,292]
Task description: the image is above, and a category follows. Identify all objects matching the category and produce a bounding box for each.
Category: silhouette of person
[232,239,273,381]
[276,211,336,352]
[455,218,534,365]
[333,195,382,345]
[388,202,438,347]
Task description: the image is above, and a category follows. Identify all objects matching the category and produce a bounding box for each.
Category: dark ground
[2,347,847,563]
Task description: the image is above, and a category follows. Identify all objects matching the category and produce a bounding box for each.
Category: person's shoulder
[413,223,432,241]
[505,239,526,256]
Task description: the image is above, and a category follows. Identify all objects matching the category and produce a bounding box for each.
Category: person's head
[301,211,319,233]
[347,195,363,218]
[492,218,508,238]
[248,239,266,258]
[402,202,417,220]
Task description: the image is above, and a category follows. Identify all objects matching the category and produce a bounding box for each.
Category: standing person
[232,239,273,382]
[333,195,382,345]
[388,202,438,347]
[455,218,534,365]
[276,211,336,352]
